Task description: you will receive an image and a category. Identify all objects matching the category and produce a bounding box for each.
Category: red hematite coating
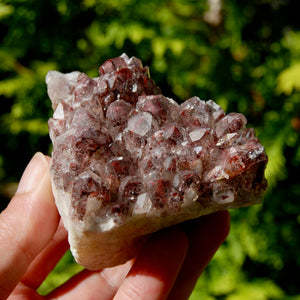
[47,54,268,269]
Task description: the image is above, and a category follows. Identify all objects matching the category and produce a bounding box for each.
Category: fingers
[48,227,188,300]
[47,260,134,300]
[0,153,60,299]
[47,213,228,300]
[167,210,231,300]
[114,227,189,300]
[21,219,69,290]
[7,282,44,300]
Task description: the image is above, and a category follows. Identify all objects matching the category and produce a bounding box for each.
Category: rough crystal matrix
[47,54,268,270]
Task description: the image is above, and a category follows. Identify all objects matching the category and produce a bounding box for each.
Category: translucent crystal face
[48,54,268,226]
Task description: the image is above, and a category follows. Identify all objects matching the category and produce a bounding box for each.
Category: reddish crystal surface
[48,54,267,223]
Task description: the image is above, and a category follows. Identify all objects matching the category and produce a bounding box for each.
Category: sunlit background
[0,0,300,299]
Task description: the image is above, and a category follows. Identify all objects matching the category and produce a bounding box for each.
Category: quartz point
[47,53,268,270]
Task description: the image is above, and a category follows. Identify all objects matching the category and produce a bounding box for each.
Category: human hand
[0,152,230,300]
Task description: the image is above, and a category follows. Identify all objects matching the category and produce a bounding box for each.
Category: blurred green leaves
[277,62,300,95]
[0,3,14,19]
[0,60,55,135]
[1,0,300,298]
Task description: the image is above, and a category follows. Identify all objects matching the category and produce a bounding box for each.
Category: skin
[0,152,230,300]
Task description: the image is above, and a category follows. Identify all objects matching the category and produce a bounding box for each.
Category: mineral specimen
[47,54,268,270]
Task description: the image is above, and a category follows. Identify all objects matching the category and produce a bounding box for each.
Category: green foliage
[277,62,300,95]
[1,0,300,298]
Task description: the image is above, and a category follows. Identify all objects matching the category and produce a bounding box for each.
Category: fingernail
[16,152,49,194]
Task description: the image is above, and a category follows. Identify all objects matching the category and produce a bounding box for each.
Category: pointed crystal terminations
[47,53,268,270]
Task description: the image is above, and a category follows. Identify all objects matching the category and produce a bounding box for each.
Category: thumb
[0,152,60,299]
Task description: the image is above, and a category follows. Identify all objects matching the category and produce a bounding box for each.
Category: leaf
[0,3,14,20]
[277,62,300,95]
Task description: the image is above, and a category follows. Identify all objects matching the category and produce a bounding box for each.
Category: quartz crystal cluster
[47,54,268,270]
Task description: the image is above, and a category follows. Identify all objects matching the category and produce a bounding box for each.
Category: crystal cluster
[47,54,268,270]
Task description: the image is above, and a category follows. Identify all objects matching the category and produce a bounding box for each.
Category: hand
[0,152,230,300]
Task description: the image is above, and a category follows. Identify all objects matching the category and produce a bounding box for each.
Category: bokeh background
[1,0,300,298]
